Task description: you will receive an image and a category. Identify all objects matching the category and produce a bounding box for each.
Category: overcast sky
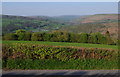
[2,2,118,16]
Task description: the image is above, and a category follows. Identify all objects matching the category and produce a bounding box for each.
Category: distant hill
[60,14,118,38]
[2,15,83,34]
[51,15,82,22]
[2,14,118,38]
[2,15,66,34]
[28,15,83,25]
[79,14,118,23]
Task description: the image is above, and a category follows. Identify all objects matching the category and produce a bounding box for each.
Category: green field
[3,59,118,70]
[3,41,118,50]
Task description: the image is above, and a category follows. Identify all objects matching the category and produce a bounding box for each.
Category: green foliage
[15,29,26,35]
[96,33,107,44]
[31,32,43,41]
[31,32,39,41]
[24,32,31,41]
[69,33,81,43]
[79,33,88,43]
[42,33,52,41]
[50,31,70,42]
[88,33,98,44]
[55,48,77,61]
[105,31,115,45]
[3,29,116,45]
[15,29,26,40]
[3,59,118,70]
[88,33,107,44]
[3,33,18,40]
[6,59,33,69]
[2,43,117,60]
[69,33,76,42]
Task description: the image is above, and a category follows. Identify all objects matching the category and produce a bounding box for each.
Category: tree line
[3,29,116,45]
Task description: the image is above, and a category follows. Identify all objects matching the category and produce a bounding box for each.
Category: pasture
[3,41,118,50]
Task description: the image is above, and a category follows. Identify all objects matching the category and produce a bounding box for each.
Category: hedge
[2,43,118,69]
[2,43,118,61]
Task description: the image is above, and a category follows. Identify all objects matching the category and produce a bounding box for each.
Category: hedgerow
[2,43,118,69]
[2,43,118,60]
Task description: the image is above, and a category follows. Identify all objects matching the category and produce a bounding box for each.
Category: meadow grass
[3,59,118,70]
[3,41,118,50]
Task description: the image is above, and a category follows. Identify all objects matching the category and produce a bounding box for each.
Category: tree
[96,33,107,44]
[69,33,73,42]
[88,33,98,44]
[105,31,114,45]
[24,32,31,41]
[50,31,69,42]
[15,29,26,40]
[15,29,26,35]
[69,33,77,42]
[79,33,88,43]
[31,32,43,41]
[43,33,52,41]
[3,33,18,40]
[31,32,39,41]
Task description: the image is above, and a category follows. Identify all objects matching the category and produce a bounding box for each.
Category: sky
[2,2,118,16]
[2,0,119,2]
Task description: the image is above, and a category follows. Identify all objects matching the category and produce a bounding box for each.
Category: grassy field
[3,59,118,70]
[3,41,118,50]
